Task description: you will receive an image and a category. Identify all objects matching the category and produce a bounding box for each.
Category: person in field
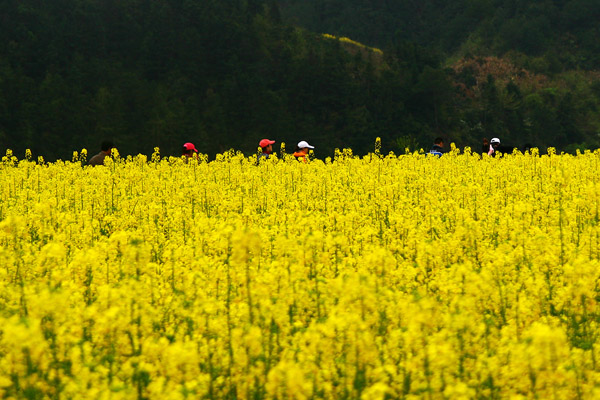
[293,140,314,163]
[482,138,489,154]
[88,140,114,166]
[488,137,501,156]
[182,142,198,163]
[487,137,516,157]
[429,137,444,157]
[258,139,275,162]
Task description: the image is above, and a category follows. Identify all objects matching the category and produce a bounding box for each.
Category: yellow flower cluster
[1,148,600,399]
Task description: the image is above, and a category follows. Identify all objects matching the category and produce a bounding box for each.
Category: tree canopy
[279,0,600,70]
[0,0,599,160]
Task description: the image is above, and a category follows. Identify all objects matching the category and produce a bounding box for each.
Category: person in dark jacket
[482,138,489,154]
[88,140,114,166]
[488,138,516,156]
[429,137,444,157]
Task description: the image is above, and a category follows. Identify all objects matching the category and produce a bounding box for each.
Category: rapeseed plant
[0,148,599,398]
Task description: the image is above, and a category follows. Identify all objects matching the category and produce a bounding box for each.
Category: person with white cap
[293,140,314,163]
[258,138,276,162]
[488,137,501,156]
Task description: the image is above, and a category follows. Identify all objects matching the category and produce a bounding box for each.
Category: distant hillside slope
[279,0,600,71]
[0,0,598,159]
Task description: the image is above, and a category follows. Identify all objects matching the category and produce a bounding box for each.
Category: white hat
[297,140,314,149]
[490,137,500,144]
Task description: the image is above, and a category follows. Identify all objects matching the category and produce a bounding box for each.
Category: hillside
[0,0,599,160]
[279,0,600,151]
[0,0,438,159]
[278,0,600,71]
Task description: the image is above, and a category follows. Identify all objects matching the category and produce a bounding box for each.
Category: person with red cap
[258,139,275,162]
[182,142,198,163]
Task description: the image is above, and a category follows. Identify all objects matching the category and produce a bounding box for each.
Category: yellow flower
[0,147,599,398]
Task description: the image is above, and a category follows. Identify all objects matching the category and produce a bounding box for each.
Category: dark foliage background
[279,0,600,69]
[0,0,598,160]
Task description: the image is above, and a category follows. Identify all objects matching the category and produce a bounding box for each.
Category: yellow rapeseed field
[1,144,600,399]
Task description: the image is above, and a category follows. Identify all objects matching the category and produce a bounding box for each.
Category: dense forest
[279,0,600,151]
[0,0,599,160]
[279,0,600,70]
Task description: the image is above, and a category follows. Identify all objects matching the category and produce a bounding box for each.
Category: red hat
[259,139,276,148]
[183,142,198,152]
